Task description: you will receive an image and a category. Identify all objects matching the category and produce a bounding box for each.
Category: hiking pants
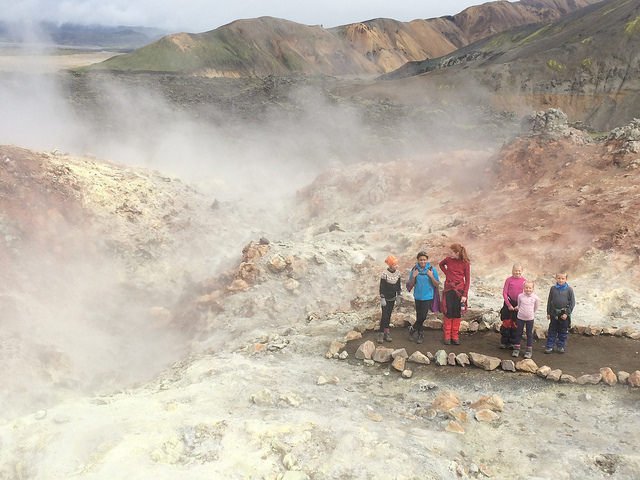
[414,299,432,332]
[514,319,534,349]
[545,317,569,349]
[379,300,395,332]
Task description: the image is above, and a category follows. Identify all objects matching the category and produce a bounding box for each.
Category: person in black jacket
[378,255,402,344]
[544,272,576,354]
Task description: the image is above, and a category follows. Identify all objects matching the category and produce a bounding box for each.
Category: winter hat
[385,255,398,267]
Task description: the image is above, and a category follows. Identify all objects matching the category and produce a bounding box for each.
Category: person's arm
[547,288,553,318]
[503,278,514,309]
[568,287,576,313]
[379,275,385,297]
[462,262,471,299]
[395,277,402,295]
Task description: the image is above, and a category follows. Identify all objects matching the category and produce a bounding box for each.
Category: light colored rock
[355,341,375,360]
[426,352,435,362]
[459,321,469,332]
[560,374,577,383]
[515,359,538,373]
[408,351,430,364]
[447,353,457,366]
[449,409,469,424]
[602,327,618,336]
[577,373,602,385]
[599,367,617,386]
[326,340,346,357]
[617,371,630,384]
[501,359,516,372]
[468,322,479,333]
[391,348,408,359]
[585,325,602,336]
[338,351,349,360]
[455,353,470,367]
[402,369,413,378]
[547,369,562,381]
[431,391,461,412]
[372,347,393,363]
[392,356,406,372]
[266,254,287,273]
[475,409,500,423]
[536,366,551,378]
[628,371,640,387]
[316,376,339,386]
[250,389,275,406]
[435,350,448,366]
[363,359,375,367]
[445,421,465,434]
[469,352,501,371]
[283,278,300,292]
[425,319,443,329]
[533,324,546,340]
[470,395,504,412]
[344,331,362,341]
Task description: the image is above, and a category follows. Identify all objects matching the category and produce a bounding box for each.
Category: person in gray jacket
[544,272,576,353]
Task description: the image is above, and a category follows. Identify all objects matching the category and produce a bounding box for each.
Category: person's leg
[379,301,392,343]
[499,303,511,347]
[512,319,525,356]
[524,320,534,358]
[556,318,569,351]
[442,317,451,343]
[545,317,558,352]
[451,318,461,344]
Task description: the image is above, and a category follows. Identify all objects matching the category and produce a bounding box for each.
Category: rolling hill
[91,0,600,76]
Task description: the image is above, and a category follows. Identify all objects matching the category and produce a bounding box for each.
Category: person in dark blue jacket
[406,251,440,344]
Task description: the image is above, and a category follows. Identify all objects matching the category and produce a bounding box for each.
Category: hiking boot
[408,326,417,341]
[384,332,393,342]
[416,332,424,344]
[524,349,532,359]
[544,347,553,354]
[452,339,460,345]
[555,346,565,354]
[499,343,509,349]
[512,349,520,358]
[443,339,451,345]
[377,333,384,344]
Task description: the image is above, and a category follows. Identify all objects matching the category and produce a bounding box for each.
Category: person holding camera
[406,251,440,344]
[544,272,576,353]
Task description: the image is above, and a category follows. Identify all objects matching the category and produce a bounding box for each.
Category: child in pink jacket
[512,281,540,359]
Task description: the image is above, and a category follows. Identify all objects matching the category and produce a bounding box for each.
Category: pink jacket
[517,292,540,321]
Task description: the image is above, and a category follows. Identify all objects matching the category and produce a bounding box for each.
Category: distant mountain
[0,22,166,50]
[91,0,600,75]
[382,0,639,130]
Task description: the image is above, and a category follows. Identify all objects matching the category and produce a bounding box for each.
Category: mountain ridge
[91,0,601,75]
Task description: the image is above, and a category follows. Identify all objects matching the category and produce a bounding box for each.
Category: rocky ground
[1,107,639,479]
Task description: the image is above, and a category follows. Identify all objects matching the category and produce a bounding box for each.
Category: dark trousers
[444,290,462,319]
[414,299,433,332]
[379,300,395,331]
[546,317,570,349]
[514,319,534,348]
[499,300,518,346]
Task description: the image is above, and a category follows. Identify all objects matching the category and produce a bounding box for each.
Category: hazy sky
[1,0,509,32]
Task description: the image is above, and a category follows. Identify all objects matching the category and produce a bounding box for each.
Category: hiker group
[378,244,576,359]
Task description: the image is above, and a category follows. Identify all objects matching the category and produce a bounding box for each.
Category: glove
[380,296,387,307]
